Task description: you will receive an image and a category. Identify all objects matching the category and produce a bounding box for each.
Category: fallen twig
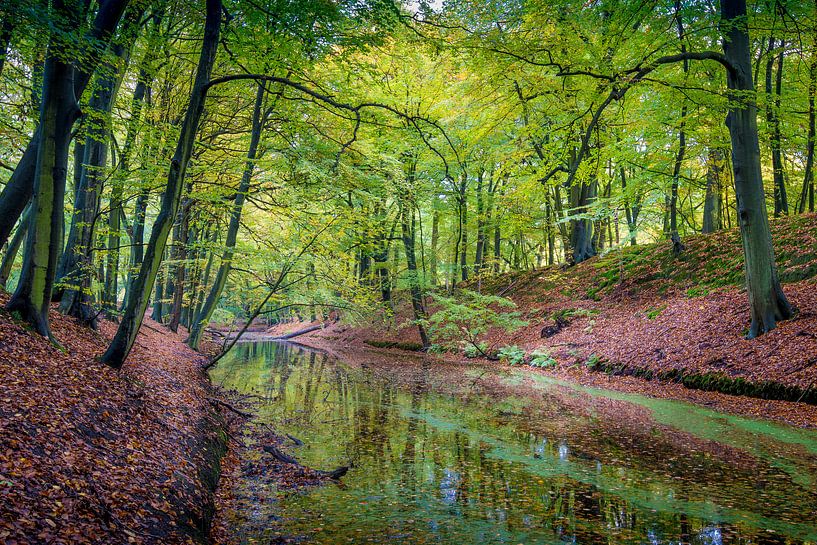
[209,397,255,419]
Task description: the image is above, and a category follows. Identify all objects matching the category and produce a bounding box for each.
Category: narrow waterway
[211,341,817,545]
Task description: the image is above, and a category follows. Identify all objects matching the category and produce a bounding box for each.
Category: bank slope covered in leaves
[0,294,226,545]
[288,214,817,427]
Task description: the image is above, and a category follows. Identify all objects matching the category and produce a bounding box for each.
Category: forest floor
[276,213,817,429]
[0,293,234,545]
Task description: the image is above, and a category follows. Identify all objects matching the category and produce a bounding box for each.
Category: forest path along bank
[0,292,230,545]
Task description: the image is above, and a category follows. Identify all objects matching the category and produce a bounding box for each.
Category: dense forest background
[0,0,813,364]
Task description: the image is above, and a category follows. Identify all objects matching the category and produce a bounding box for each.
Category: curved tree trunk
[102,0,221,368]
[721,0,792,338]
[0,0,128,251]
[59,51,123,327]
[6,0,82,338]
[0,206,30,288]
[188,83,264,350]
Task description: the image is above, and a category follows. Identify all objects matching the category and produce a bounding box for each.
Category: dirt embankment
[0,293,229,545]
[288,214,817,429]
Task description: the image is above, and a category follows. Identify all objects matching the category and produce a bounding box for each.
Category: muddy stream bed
[211,341,817,544]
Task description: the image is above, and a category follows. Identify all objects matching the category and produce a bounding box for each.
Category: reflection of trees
[221,344,816,545]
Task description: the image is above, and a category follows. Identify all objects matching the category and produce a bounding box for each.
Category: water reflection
[212,342,817,545]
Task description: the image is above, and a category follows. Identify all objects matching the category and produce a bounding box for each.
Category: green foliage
[529,348,557,368]
[463,341,489,358]
[686,287,710,298]
[645,305,667,320]
[584,353,603,368]
[497,345,526,366]
[424,290,528,358]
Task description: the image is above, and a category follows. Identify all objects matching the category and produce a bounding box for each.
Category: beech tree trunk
[799,48,816,213]
[188,82,264,350]
[569,179,596,264]
[399,166,430,349]
[0,206,29,288]
[101,0,221,367]
[721,0,792,338]
[6,0,83,338]
[168,201,191,332]
[59,53,123,327]
[765,37,788,216]
[458,171,468,282]
[702,148,724,234]
[429,196,439,287]
[474,170,486,275]
[0,0,128,251]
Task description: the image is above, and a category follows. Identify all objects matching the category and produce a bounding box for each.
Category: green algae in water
[212,342,817,544]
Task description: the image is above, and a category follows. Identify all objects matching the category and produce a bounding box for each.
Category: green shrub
[425,290,528,358]
[584,353,602,368]
[463,341,489,358]
[685,286,709,298]
[497,345,526,365]
[529,348,557,368]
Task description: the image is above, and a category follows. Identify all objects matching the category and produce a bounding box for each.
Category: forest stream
[210,341,817,545]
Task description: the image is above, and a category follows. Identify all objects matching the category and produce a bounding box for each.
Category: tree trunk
[168,201,191,332]
[569,179,596,264]
[474,170,486,275]
[702,148,724,233]
[621,166,639,245]
[669,0,688,255]
[59,51,123,327]
[493,215,501,273]
[0,206,29,289]
[188,82,264,350]
[721,0,792,338]
[0,0,128,251]
[459,175,468,282]
[799,48,816,213]
[429,196,439,287]
[399,167,430,349]
[766,37,788,216]
[6,1,82,338]
[101,0,221,368]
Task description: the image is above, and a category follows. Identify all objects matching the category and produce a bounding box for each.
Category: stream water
[211,341,817,545]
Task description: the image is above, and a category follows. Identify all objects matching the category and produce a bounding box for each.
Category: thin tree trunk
[102,0,221,367]
[474,169,486,275]
[0,0,128,251]
[669,0,688,255]
[400,163,429,349]
[168,200,191,332]
[702,148,724,233]
[188,82,264,349]
[459,176,468,282]
[766,37,788,216]
[429,196,439,287]
[0,206,29,288]
[799,48,816,213]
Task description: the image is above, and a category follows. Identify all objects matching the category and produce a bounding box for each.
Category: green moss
[586,360,817,405]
